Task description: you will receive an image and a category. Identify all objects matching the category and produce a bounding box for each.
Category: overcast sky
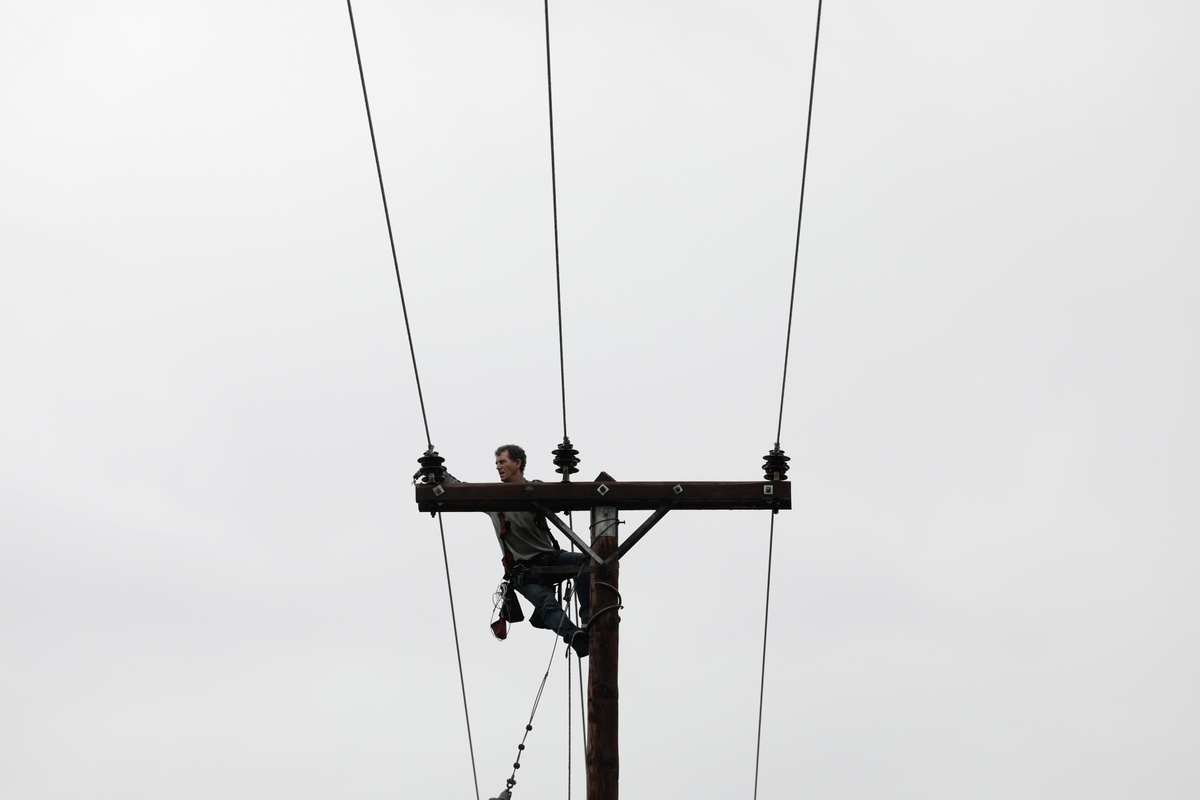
[2,1,1198,798]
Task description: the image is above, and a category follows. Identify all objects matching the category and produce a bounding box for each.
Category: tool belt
[505,556,611,586]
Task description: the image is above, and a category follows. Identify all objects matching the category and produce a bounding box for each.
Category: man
[491,444,590,658]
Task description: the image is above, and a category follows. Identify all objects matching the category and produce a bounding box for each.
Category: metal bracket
[530,502,605,564]
[531,501,674,566]
[603,501,675,565]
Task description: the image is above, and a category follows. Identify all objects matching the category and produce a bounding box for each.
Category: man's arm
[414,469,461,484]
[413,471,513,557]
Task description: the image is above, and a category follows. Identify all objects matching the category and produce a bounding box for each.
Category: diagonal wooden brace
[603,501,674,565]
[530,502,605,563]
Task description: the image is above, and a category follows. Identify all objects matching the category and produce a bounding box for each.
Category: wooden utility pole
[587,504,619,800]
[416,477,789,800]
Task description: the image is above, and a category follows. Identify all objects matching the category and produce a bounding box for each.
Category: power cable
[542,0,569,439]
[757,3,824,797]
[345,4,475,795]
[345,0,433,448]
[773,0,825,449]
[752,514,777,800]
[438,514,482,800]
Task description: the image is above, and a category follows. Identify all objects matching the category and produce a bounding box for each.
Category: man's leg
[514,581,580,644]
[553,550,591,626]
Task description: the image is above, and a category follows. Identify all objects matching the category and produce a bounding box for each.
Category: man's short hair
[495,444,527,472]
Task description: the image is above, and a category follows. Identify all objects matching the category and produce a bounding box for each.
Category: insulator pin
[762,445,790,482]
[416,447,447,484]
[552,437,580,482]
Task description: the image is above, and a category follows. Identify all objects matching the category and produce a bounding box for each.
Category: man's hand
[414,469,459,484]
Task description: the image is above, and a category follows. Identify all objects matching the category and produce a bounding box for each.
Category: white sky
[2,1,1198,798]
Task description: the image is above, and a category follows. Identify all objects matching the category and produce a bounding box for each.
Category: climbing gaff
[762,445,790,482]
[552,437,580,481]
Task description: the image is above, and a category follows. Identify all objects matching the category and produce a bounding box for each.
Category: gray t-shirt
[438,473,561,562]
[489,509,560,561]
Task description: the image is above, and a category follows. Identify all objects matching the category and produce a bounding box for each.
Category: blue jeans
[513,550,591,644]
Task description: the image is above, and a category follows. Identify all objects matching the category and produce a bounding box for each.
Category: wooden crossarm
[415,480,790,513]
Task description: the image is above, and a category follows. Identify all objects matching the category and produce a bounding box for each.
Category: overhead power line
[757,2,825,799]
[543,0,570,441]
[773,0,826,449]
[345,0,434,450]
[344,5,478,798]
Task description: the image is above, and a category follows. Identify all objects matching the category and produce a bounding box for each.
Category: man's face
[495,450,524,483]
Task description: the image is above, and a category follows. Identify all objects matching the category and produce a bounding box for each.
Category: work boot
[570,630,589,658]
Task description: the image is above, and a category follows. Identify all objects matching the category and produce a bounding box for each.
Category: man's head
[495,444,526,483]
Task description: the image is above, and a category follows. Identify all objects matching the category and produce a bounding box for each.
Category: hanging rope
[563,576,583,800]
[566,613,572,800]
[755,2,824,797]
[563,519,585,798]
[565,519,576,800]
[576,646,587,752]
[345,0,433,449]
[501,634,563,796]
[569,515,587,756]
